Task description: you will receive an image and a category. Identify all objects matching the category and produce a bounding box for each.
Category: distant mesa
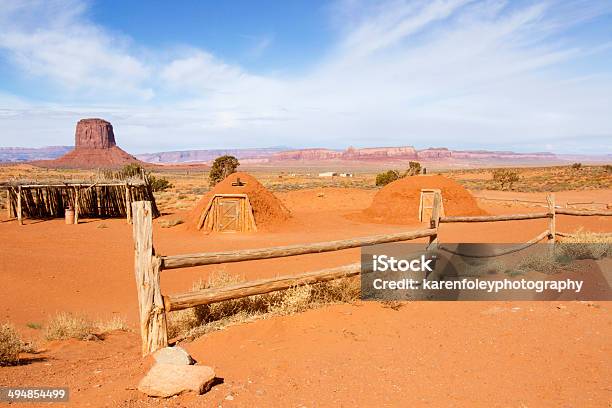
[75,118,116,149]
[36,118,143,169]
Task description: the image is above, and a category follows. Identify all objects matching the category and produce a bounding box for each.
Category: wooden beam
[165,263,362,311]
[74,186,80,225]
[132,201,168,355]
[161,228,438,270]
[556,209,612,216]
[125,184,132,224]
[17,186,22,225]
[428,191,441,246]
[6,189,11,218]
[439,212,551,223]
[547,193,555,242]
[438,230,550,258]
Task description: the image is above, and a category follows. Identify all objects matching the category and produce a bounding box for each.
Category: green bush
[209,155,240,186]
[375,170,401,186]
[118,164,173,192]
[571,162,582,170]
[406,161,422,176]
[148,175,173,192]
[492,169,520,190]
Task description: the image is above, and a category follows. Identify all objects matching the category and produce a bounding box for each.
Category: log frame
[439,212,551,223]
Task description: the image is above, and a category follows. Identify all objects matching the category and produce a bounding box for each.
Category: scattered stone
[153,346,195,366]
[225,394,234,401]
[138,363,215,398]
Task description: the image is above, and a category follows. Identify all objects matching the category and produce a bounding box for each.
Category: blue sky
[0,0,611,154]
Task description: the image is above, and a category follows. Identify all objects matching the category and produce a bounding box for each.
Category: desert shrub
[44,313,95,341]
[118,164,173,192]
[405,161,422,176]
[160,218,184,228]
[375,170,401,186]
[95,316,130,333]
[604,164,612,173]
[209,155,240,186]
[571,162,582,170]
[167,271,359,340]
[0,323,22,366]
[148,175,173,192]
[492,169,520,190]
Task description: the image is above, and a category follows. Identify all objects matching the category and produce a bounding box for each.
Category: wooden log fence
[131,192,612,355]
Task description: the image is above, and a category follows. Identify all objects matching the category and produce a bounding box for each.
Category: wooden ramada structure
[2,177,159,224]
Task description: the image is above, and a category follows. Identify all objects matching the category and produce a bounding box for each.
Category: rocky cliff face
[75,119,116,149]
[272,149,342,161]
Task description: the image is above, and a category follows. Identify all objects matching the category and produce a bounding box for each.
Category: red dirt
[0,187,610,407]
[189,172,290,230]
[359,175,486,224]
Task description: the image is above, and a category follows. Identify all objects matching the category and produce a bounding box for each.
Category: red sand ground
[0,187,611,407]
[359,175,486,224]
[189,172,290,230]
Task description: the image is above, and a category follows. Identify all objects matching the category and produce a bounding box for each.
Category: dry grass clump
[556,230,611,260]
[45,313,130,341]
[95,316,130,333]
[168,270,360,340]
[0,323,23,366]
[159,218,184,228]
[45,313,96,341]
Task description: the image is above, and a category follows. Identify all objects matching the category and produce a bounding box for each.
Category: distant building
[339,173,354,177]
[318,172,338,177]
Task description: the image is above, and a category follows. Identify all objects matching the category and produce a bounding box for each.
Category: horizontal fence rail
[161,229,438,270]
[439,212,551,223]
[165,263,363,312]
[556,209,612,216]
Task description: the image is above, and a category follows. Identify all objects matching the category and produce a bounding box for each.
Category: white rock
[153,346,195,365]
[138,363,215,398]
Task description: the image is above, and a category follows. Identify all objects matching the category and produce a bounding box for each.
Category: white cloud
[0,0,611,154]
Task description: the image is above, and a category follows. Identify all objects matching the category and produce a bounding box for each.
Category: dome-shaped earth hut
[190,172,290,232]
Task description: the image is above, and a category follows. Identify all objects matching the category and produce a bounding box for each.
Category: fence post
[428,191,442,246]
[17,186,23,225]
[74,187,80,225]
[6,189,11,218]
[125,184,132,224]
[547,193,556,242]
[132,201,168,356]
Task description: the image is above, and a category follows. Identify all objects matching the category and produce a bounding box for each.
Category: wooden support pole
[74,186,80,225]
[547,193,555,242]
[428,191,441,246]
[125,184,132,224]
[132,201,167,356]
[6,189,11,218]
[17,186,22,225]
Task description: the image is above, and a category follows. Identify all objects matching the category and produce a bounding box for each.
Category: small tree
[571,162,582,170]
[405,161,422,176]
[492,169,520,190]
[604,164,612,173]
[375,170,401,186]
[209,155,240,186]
[118,163,173,192]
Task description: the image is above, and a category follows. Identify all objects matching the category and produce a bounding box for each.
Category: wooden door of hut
[217,197,241,232]
[418,189,444,222]
[197,194,257,232]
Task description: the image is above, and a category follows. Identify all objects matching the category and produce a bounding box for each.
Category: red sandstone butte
[36,118,143,169]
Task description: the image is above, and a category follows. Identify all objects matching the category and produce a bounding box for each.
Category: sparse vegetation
[375,170,401,186]
[160,218,184,228]
[26,322,42,330]
[167,270,360,341]
[492,169,520,190]
[118,163,173,192]
[0,323,23,366]
[571,162,582,170]
[148,174,173,192]
[209,155,240,186]
[44,313,96,341]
